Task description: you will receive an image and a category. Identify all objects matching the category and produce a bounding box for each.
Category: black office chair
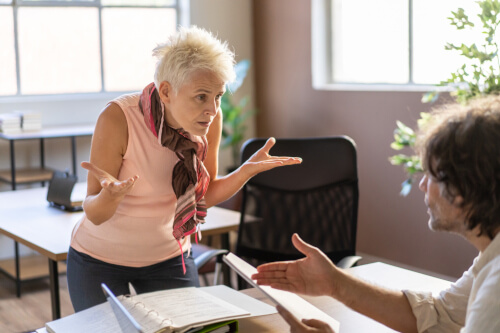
[235,136,361,288]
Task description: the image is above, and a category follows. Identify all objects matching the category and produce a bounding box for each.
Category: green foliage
[389,114,428,196]
[221,59,255,167]
[391,0,500,196]
[428,0,500,104]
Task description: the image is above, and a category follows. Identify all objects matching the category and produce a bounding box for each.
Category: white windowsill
[0,91,131,105]
[312,83,452,93]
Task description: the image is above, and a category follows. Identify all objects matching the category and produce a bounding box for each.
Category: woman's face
[160,70,226,136]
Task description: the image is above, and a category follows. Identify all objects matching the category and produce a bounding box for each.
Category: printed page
[45,302,122,333]
[122,287,250,332]
[223,252,340,332]
[202,285,276,317]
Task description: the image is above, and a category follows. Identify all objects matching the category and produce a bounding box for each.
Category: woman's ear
[158,81,172,104]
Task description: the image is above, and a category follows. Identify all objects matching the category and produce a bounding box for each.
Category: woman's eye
[197,94,206,102]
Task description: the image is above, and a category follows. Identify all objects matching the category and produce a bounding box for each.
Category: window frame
[311,0,450,93]
[0,0,189,100]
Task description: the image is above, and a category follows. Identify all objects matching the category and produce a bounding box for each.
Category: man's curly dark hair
[416,95,500,239]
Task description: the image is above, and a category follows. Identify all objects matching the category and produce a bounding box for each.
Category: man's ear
[158,81,173,104]
[453,195,464,206]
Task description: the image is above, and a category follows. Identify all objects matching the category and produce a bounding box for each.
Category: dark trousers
[66,247,199,312]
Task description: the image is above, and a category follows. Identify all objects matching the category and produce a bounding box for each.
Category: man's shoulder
[479,254,500,280]
[464,256,500,332]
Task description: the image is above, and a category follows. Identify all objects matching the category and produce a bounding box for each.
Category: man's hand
[277,305,336,333]
[251,233,338,297]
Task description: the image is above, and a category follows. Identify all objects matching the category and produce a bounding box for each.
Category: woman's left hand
[242,137,302,177]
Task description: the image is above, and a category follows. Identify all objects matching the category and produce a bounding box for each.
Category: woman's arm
[82,103,138,225]
[202,110,302,208]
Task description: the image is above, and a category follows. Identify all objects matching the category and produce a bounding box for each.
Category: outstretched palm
[81,161,138,198]
[253,234,337,297]
[243,137,302,176]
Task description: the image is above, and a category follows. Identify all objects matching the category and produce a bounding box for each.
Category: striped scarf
[139,83,210,269]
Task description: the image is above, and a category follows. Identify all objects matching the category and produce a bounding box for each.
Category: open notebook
[45,284,276,333]
[102,283,144,333]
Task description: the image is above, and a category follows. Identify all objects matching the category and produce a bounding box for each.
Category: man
[252,96,500,333]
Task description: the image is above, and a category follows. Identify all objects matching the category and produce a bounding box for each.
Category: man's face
[419,173,467,234]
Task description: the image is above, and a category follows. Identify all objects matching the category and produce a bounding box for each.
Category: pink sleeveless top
[70,93,190,267]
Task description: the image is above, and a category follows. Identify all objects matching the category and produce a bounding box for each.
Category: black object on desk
[47,170,83,212]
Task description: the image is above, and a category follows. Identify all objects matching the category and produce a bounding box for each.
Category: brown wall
[252,0,477,278]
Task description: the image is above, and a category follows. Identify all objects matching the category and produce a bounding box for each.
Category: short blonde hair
[153,26,236,93]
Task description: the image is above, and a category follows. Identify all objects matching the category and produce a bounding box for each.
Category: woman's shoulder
[96,102,128,137]
[110,92,141,108]
[93,103,128,155]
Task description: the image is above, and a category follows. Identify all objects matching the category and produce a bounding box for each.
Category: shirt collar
[472,232,500,277]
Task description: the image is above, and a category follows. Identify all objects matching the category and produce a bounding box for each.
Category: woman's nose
[205,100,218,115]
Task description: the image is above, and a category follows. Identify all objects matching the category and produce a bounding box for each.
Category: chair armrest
[336,255,362,269]
[194,249,229,269]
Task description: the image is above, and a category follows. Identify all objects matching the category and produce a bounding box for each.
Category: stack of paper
[0,113,22,134]
[15,110,42,132]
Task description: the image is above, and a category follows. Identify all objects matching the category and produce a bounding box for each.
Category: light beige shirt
[404,233,500,333]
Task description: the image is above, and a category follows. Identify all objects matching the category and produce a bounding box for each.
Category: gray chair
[192,244,228,286]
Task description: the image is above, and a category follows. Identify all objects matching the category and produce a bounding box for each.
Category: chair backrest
[236,136,359,266]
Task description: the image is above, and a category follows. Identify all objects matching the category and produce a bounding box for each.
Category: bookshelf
[0,124,94,190]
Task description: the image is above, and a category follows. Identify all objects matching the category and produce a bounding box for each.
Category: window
[312,0,481,90]
[0,0,182,97]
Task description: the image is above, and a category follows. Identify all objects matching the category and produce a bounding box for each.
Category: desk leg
[9,140,16,191]
[220,233,231,288]
[48,259,61,320]
[40,138,46,186]
[14,241,20,297]
[70,137,77,176]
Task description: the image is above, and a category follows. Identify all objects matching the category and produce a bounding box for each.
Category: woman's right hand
[81,161,139,199]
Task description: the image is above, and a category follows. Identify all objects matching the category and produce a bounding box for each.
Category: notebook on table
[101,283,243,333]
[102,283,144,333]
[46,170,84,212]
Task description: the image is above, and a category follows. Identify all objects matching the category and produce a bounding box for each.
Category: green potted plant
[221,59,254,170]
[390,0,500,195]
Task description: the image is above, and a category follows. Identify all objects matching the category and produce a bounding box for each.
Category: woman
[66,26,301,312]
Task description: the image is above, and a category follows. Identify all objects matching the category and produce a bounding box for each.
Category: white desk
[36,262,453,333]
[0,184,242,320]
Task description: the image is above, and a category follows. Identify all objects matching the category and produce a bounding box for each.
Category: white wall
[0,0,254,259]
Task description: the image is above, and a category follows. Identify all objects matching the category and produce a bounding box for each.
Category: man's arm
[252,233,418,333]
